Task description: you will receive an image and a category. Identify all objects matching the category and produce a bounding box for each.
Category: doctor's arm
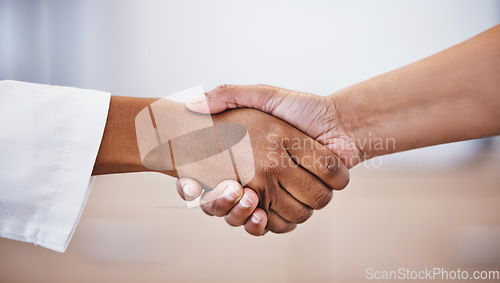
[92,96,160,175]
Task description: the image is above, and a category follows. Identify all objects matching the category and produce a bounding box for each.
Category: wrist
[331,72,420,162]
[321,88,367,168]
[329,82,390,164]
[92,96,160,175]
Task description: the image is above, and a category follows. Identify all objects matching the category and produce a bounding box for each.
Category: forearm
[92,96,178,176]
[334,24,500,160]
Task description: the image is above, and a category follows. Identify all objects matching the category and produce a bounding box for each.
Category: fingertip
[335,165,350,191]
[244,208,267,236]
[254,208,268,223]
[224,187,259,226]
[200,180,244,217]
[177,178,203,201]
[185,98,211,114]
[210,84,238,95]
[212,180,244,203]
[238,188,258,209]
[176,179,188,201]
[186,88,229,114]
[266,210,297,234]
[221,179,244,191]
[324,155,350,191]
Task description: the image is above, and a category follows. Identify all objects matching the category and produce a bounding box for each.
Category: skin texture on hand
[182,24,500,234]
[181,87,357,235]
[186,24,500,167]
[203,107,349,233]
[92,95,350,236]
[94,25,500,239]
[186,85,363,168]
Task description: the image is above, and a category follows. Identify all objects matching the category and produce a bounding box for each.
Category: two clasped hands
[175,24,500,235]
[93,24,499,237]
[175,84,355,236]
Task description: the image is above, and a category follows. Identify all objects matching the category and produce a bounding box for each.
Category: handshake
[94,25,499,238]
[134,85,356,236]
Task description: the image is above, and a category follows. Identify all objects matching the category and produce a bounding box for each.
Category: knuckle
[270,223,297,234]
[256,151,279,175]
[211,198,230,217]
[260,163,276,175]
[294,207,313,224]
[266,127,287,150]
[256,84,279,94]
[246,227,265,237]
[268,123,286,138]
[212,205,225,217]
[256,84,272,90]
[319,155,339,177]
[200,192,221,216]
[217,84,236,91]
[337,173,350,191]
[312,189,333,209]
[200,201,214,216]
[224,215,242,227]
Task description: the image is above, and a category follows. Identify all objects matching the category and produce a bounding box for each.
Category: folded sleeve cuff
[34,86,110,252]
[0,81,110,253]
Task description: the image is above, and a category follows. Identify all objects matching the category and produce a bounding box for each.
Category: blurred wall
[1,0,499,167]
[2,0,499,95]
[1,1,499,282]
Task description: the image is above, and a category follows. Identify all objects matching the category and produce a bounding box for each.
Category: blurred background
[1,0,499,282]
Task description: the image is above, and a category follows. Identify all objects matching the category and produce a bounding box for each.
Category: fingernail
[239,194,254,208]
[251,213,262,224]
[183,184,196,198]
[224,185,240,201]
[187,95,207,105]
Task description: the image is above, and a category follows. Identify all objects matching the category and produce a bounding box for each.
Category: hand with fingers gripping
[162,90,352,235]
[134,97,349,236]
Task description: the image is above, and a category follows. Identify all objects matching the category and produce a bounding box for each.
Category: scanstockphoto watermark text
[366,267,500,280]
[266,134,396,168]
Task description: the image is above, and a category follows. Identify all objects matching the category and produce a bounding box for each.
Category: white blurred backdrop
[1,1,499,282]
[2,0,500,167]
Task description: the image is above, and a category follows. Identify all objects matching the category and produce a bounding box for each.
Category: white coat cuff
[35,87,110,252]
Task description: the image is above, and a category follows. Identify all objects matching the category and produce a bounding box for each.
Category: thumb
[185,84,280,114]
[176,178,203,201]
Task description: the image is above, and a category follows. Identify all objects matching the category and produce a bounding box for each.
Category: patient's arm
[186,25,500,167]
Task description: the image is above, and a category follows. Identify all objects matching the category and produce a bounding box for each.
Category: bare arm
[91,96,168,176]
[186,24,500,167]
[335,24,500,159]
[91,95,350,235]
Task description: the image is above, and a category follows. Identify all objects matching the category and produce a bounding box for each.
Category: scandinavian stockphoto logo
[134,86,255,207]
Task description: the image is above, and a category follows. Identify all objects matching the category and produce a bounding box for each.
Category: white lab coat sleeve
[0,80,110,252]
